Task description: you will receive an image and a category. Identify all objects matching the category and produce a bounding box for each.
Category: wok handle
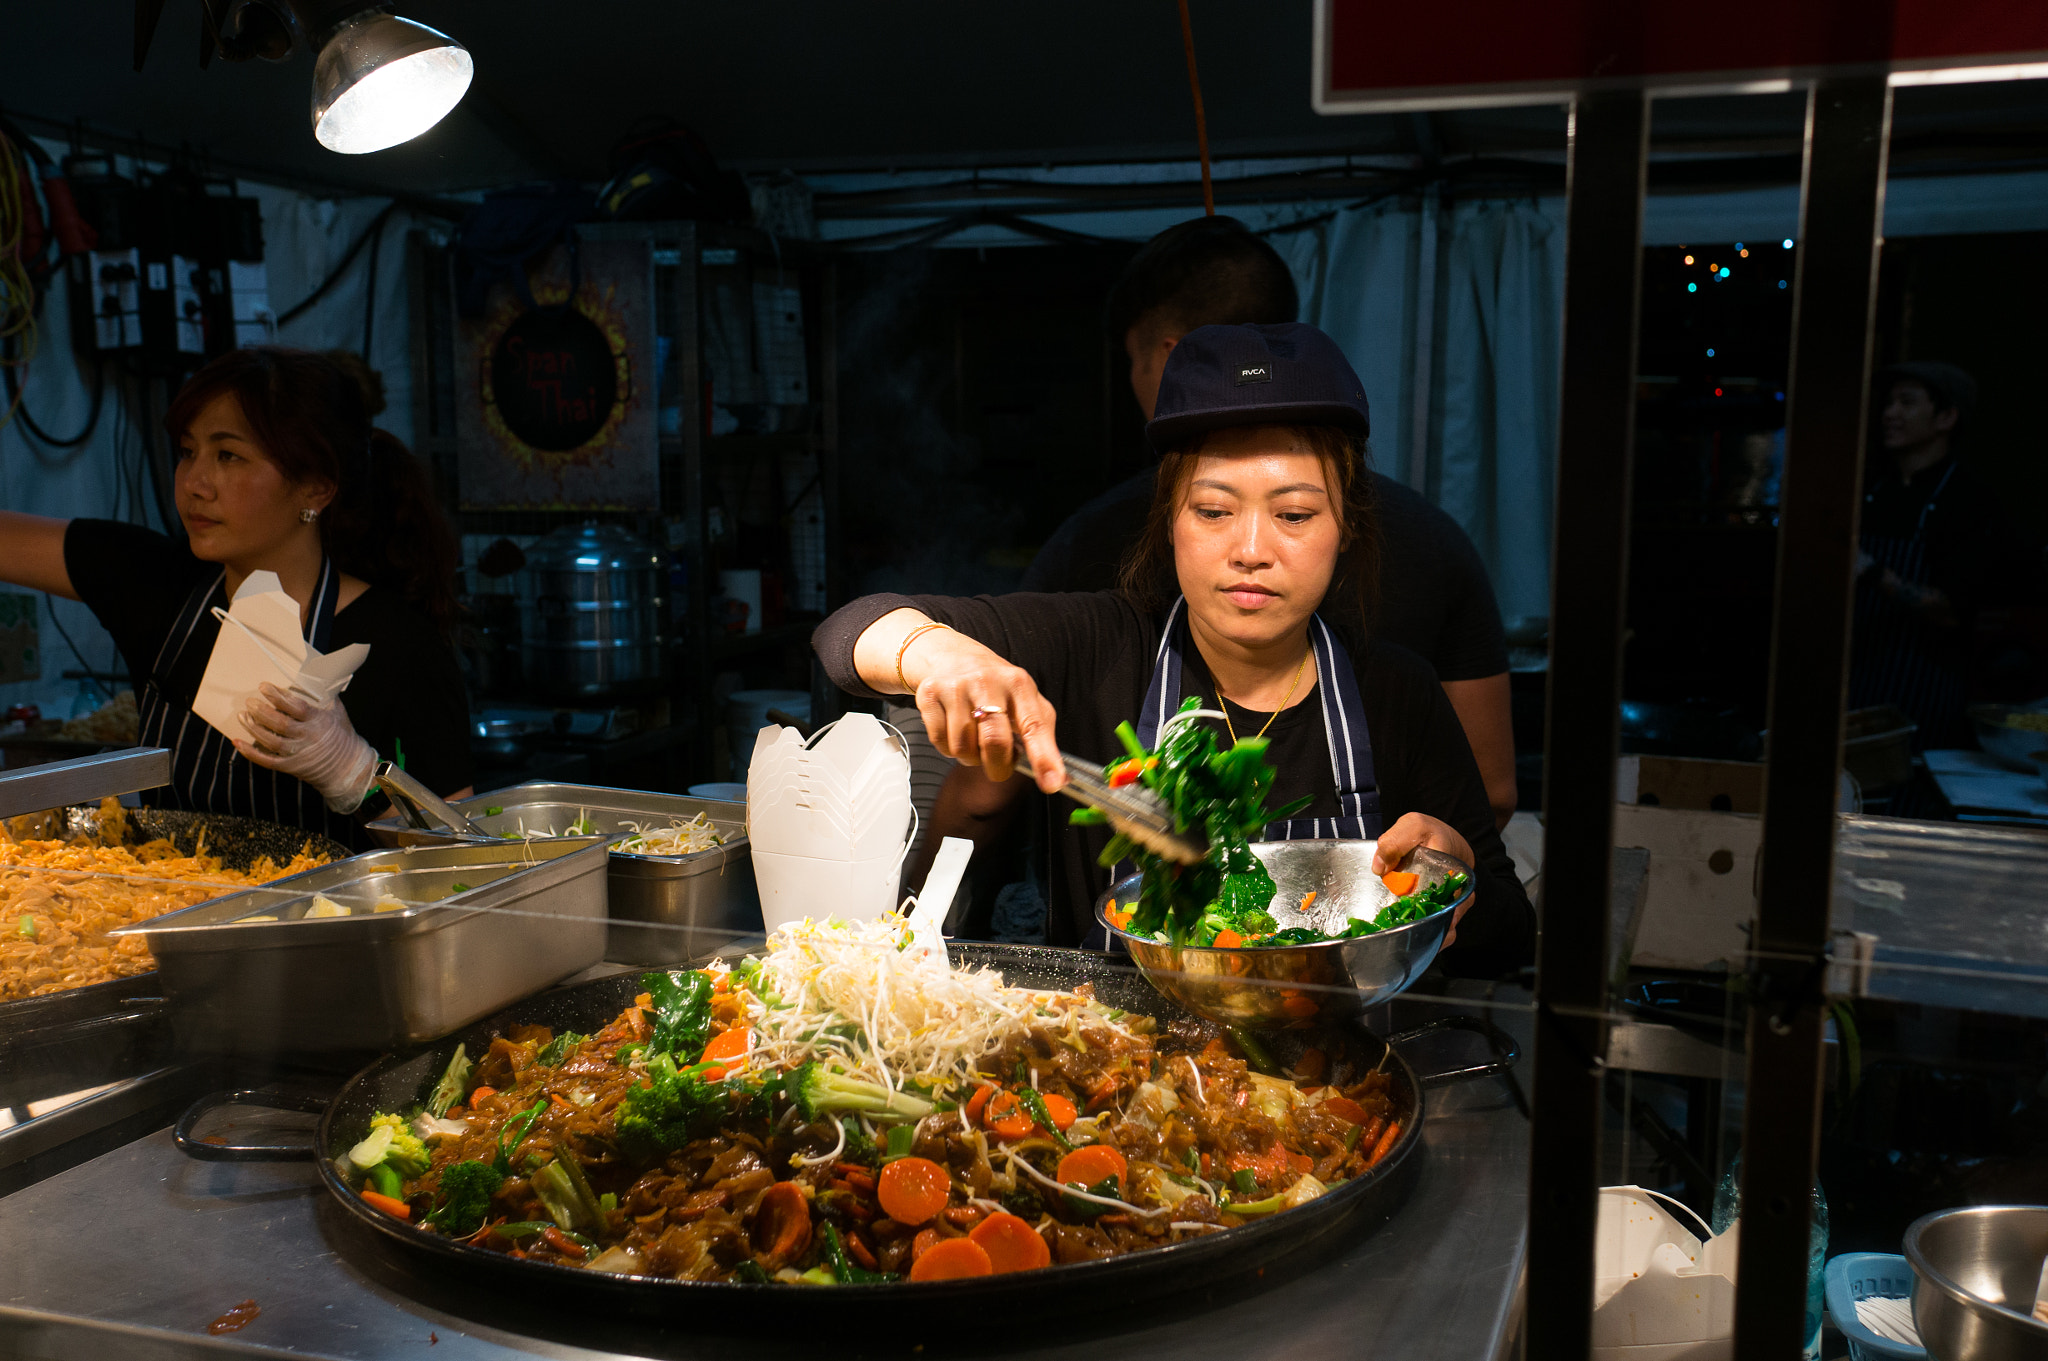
[1384,1014,1521,1088]
[173,1089,327,1162]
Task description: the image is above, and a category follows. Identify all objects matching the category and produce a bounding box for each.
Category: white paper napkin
[191,570,371,744]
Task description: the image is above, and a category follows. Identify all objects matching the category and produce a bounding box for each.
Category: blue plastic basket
[1825,1252,1927,1361]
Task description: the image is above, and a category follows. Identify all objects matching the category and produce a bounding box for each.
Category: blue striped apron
[1133,597,1384,841]
[135,559,362,847]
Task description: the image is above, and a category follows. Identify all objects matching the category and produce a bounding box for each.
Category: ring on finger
[969,705,1007,722]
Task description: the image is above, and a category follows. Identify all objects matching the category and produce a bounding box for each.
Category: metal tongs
[1019,751,1207,866]
[374,760,490,839]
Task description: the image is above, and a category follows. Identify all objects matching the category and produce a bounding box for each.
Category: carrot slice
[1211,929,1245,949]
[1322,1096,1370,1126]
[985,1092,1035,1141]
[360,1189,410,1220]
[910,1227,942,1262]
[700,1027,749,1067]
[1367,1120,1403,1167]
[876,1156,952,1225]
[1381,870,1420,897]
[908,1236,993,1281]
[467,1086,497,1103]
[752,1180,813,1266]
[1054,1144,1128,1194]
[969,1211,1052,1273]
[1295,1047,1328,1082]
[845,1231,880,1271]
[1037,1092,1077,1132]
[964,1083,995,1127]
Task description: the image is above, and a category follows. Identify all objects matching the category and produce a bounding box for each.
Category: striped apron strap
[1263,614,1382,841]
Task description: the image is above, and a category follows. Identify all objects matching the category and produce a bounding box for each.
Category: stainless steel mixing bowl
[1905,1204,2048,1360]
[1095,839,1472,1030]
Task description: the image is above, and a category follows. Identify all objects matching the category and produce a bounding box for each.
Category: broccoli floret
[789,1061,934,1125]
[615,1052,730,1157]
[369,1112,429,1178]
[838,1120,882,1169]
[425,1158,504,1236]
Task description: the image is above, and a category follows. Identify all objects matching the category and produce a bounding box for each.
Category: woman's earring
[300,508,320,523]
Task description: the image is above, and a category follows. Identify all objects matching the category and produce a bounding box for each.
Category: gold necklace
[1217,647,1312,745]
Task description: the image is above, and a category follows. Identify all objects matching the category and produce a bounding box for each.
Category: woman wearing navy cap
[812,322,1534,971]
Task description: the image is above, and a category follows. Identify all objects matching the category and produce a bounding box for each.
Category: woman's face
[174,391,331,565]
[1172,427,1342,651]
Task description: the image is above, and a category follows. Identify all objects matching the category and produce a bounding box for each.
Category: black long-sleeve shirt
[814,590,1534,977]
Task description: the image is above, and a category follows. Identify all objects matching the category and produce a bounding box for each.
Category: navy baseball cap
[1146,322,1370,451]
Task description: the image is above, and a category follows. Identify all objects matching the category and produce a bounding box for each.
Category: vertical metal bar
[1527,87,1648,1360]
[1736,74,1891,1359]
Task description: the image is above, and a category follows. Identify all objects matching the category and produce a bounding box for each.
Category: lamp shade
[310,11,472,154]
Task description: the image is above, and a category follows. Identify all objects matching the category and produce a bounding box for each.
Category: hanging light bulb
[308,10,472,154]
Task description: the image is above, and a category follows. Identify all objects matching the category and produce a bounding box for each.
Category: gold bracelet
[895,622,950,694]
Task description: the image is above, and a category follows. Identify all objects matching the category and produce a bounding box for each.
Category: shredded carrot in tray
[0,799,330,1001]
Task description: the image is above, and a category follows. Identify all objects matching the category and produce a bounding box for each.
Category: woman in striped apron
[813,323,1533,973]
[0,348,473,849]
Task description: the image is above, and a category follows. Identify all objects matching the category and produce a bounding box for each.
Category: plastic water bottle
[1713,1151,1829,1360]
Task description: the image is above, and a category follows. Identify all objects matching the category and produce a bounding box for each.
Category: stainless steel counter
[0,992,1531,1361]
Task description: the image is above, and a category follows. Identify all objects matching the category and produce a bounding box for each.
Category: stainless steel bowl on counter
[1905,1205,2048,1360]
[109,838,611,1054]
[365,781,756,964]
[1095,839,1472,1030]
[1968,701,2048,772]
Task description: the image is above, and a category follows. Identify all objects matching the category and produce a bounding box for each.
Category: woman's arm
[0,513,78,598]
[851,607,1066,792]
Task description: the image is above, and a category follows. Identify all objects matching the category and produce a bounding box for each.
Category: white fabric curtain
[1274,196,1565,633]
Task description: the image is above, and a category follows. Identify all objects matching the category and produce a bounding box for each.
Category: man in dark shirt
[911,218,1516,906]
[1851,361,2021,749]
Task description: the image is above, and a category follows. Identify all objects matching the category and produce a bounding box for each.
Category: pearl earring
[300,508,320,523]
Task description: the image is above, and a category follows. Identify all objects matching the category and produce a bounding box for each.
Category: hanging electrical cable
[0,125,40,427]
[1174,0,1216,216]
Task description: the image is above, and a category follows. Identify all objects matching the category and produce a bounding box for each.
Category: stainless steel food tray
[363,781,758,964]
[108,838,610,1054]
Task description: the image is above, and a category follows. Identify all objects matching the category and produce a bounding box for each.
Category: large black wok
[175,943,1516,1322]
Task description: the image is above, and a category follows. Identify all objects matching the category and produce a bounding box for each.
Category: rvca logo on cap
[1235,363,1272,385]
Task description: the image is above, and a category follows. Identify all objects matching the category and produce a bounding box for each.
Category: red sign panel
[1315,0,2048,112]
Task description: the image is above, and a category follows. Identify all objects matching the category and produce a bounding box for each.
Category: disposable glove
[232,682,379,813]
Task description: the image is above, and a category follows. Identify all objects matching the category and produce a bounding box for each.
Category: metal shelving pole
[1736,74,1893,1357]
[1525,87,1648,1359]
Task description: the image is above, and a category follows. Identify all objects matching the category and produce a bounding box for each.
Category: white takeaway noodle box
[1591,1186,1739,1361]
[748,743,907,804]
[752,847,907,932]
[747,796,912,860]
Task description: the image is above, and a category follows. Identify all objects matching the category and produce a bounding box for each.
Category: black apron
[1850,461,1968,750]
[1081,600,1387,951]
[1134,597,1385,840]
[135,559,365,848]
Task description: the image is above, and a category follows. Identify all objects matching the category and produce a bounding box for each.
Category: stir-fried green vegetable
[1084,697,1474,948]
[641,969,713,1058]
[1072,697,1307,946]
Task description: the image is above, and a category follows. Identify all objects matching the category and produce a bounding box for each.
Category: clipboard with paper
[191,570,371,743]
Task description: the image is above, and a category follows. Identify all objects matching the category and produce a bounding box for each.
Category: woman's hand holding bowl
[1372,811,1476,946]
